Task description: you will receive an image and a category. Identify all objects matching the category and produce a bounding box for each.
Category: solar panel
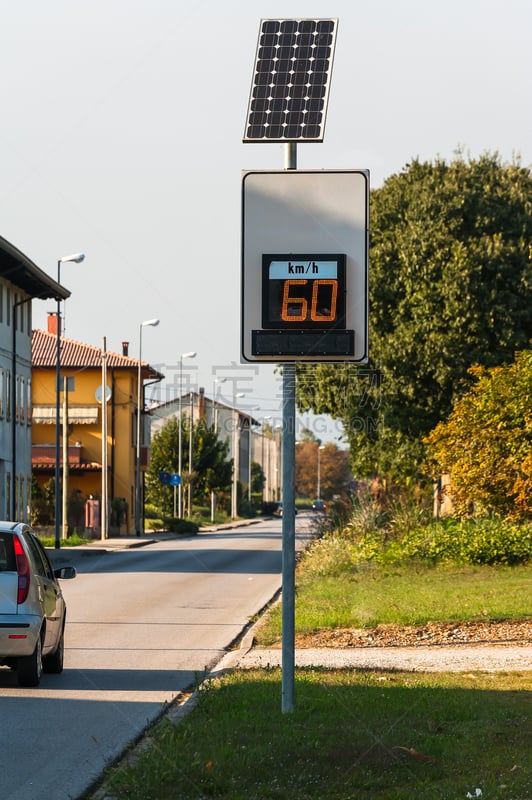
[244,18,338,143]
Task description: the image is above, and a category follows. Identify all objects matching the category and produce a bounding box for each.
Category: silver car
[0,522,76,687]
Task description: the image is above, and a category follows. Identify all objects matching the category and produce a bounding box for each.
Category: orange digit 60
[281,279,338,323]
[281,280,308,322]
[311,279,338,322]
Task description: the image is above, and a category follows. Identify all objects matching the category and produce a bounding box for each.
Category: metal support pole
[101,338,108,540]
[54,262,62,549]
[281,363,296,713]
[281,140,297,713]
[135,327,143,535]
[62,377,69,539]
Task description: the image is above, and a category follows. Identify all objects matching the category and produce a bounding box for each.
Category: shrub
[162,517,199,534]
[317,500,531,570]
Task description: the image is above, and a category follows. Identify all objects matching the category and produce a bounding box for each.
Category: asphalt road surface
[0,517,313,800]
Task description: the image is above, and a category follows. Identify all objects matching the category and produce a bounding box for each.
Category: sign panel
[262,254,346,329]
[241,170,369,363]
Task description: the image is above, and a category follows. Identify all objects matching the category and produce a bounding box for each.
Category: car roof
[0,522,26,534]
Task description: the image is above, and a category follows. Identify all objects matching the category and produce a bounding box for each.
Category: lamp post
[187,391,194,516]
[261,416,272,502]
[231,391,245,518]
[248,407,260,506]
[55,252,85,550]
[212,376,226,431]
[317,444,325,500]
[136,318,159,535]
[178,351,196,518]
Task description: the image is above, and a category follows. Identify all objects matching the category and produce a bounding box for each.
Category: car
[275,503,297,517]
[0,522,76,687]
[312,499,327,512]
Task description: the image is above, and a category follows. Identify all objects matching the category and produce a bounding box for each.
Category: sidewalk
[47,518,264,563]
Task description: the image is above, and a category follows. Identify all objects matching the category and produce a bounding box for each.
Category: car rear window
[0,533,16,571]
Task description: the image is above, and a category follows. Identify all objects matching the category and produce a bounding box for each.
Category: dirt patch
[288,620,532,649]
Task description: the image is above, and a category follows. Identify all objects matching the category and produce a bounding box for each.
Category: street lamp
[178,351,196,517]
[248,407,260,506]
[55,253,85,550]
[212,376,226,431]
[231,391,245,518]
[317,444,325,500]
[136,318,159,535]
[261,416,272,503]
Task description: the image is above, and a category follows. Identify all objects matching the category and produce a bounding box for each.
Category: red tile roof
[32,329,164,380]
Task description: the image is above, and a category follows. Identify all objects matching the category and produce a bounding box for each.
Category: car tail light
[13,533,31,604]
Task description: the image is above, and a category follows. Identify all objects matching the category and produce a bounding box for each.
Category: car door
[24,532,64,650]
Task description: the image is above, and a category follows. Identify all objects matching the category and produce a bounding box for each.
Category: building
[0,236,69,522]
[150,391,280,507]
[32,322,163,535]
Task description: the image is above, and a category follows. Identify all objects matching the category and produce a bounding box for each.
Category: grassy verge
[102,668,531,800]
[257,563,531,643]
[90,513,531,799]
[39,532,91,547]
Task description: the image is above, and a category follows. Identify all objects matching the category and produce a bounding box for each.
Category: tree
[426,347,532,519]
[250,461,265,495]
[146,416,232,515]
[295,440,351,500]
[296,154,532,481]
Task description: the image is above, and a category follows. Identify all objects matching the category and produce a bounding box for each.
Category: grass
[39,532,91,547]
[89,513,531,799]
[102,669,531,800]
[257,563,532,642]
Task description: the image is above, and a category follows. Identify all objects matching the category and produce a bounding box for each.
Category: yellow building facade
[31,320,162,535]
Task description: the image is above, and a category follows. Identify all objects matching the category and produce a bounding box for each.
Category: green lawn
[102,669,531,800]
[257,563,531,642]
[90,533,531,800]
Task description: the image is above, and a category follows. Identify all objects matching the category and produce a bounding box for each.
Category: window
[19,377,25,423]
[0,533,15,571]
[18,473,24,521]
[26,532,53,580]
[0,368,4,418]
[15,376,20,421]
[26,377,31,426]
[6,370,11,420]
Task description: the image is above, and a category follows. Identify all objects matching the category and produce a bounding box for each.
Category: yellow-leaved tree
[426,348,532,519]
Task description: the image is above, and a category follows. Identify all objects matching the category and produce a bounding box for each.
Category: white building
[0,236,68,521]
[150,390,281,504]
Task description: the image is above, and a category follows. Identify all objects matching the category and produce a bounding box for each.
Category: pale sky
[1,0,530,442]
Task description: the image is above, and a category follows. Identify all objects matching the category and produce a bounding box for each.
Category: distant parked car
[312,499,327,512]
[275,503,297,517]
[0,522,76,687]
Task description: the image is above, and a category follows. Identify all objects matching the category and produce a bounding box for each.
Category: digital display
[262,254,346,329]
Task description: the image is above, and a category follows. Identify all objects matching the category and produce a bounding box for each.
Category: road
[0,516,313,800]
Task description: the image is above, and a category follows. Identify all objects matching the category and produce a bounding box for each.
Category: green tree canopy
[296,153,532,481]
[146,416,232,515]
[426,347,532,519]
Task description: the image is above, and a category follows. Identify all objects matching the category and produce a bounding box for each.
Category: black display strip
[244,19,337,142]
[252,329,354,357]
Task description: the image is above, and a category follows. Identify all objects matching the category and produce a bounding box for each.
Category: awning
[32,406,99,425]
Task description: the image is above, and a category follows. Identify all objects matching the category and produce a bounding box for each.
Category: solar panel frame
[243,18,338,143]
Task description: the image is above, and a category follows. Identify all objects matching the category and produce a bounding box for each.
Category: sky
[1,0,530,443]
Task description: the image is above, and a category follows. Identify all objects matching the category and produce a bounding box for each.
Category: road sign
[241,169,369,363]
[169,474,181,486]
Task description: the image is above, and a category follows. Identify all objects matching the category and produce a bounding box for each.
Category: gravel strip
[231,644,532,672]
